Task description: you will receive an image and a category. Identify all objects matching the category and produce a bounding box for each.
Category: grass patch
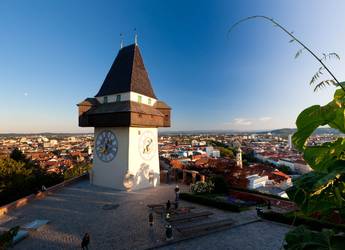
[229,187,291,201]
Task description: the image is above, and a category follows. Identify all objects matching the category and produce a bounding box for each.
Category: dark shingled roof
[95,44,156,98]
[77,98,100,106]
[85,101,164,116]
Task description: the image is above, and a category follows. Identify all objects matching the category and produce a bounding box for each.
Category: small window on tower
[138,95,142,103]
[104,96,108,103]
[148,98,151,105]
[116,95,121,102]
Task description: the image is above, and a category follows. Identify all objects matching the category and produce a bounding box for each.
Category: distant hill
[160,127,344,136]
[1,128,343,137]
[266,127,344,136]
[0,133,93,137]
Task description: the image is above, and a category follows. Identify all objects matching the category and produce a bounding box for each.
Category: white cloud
[233,118,252,126]
[24,92,28,97]
[259,117,272,122]
[226,116,274,129]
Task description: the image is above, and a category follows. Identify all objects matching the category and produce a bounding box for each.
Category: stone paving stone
[0,180,291,250]
[158,221,291,250]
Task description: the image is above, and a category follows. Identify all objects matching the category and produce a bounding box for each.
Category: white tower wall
[91,127,159,191]
[92,127,129,190]
[128,127,160,190]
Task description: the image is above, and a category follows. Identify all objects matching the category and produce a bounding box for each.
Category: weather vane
[134,28,138,45]
[120,33,124,49]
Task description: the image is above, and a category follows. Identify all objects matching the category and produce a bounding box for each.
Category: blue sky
[1,0,345,133]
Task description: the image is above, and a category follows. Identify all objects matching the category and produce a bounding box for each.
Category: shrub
[209,175,229,194]
[191,181,214,194]
[180,193,244,212]
[285,226,345,250]
[0,226,19,250]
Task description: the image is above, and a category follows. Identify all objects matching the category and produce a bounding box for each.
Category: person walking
[81,233,90,250]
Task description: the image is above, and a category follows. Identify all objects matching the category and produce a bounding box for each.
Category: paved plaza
[0,180,291,249]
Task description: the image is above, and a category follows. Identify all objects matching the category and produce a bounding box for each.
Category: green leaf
[334,87,345,100]
[303,139,345,171]
[293,105,332,150]
[285,226,345,250]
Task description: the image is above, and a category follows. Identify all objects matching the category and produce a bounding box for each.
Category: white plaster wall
[247,176,268,189]
[91,126,160,191]
[96,91,156,106]
[92,127,129,190]
[128,127,160,190]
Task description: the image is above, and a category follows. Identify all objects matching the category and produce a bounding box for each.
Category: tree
[209,175,229,194]
[219,147,234,158]
[0,156,64,206]
[9,148,27,163]
[278,165,292,175]
[229,15,345,249]
[63,163,91,180]
[210,141,235,158]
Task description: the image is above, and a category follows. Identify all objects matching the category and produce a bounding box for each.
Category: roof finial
[120,33,124,49]
[134,28,138,46]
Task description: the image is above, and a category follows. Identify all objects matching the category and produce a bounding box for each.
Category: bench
[22,219,50,230]
[12,230,29,245]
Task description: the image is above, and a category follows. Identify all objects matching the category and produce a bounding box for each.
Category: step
[176,218,234,236]
[168,211,213,223]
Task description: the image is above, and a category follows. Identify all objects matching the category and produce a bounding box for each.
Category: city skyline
[1,0,345,133]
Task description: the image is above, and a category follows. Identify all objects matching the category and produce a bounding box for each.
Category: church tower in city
[77,42,171,191]
[236,147,243,168]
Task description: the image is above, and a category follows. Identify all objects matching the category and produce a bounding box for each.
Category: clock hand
[143,139,153,153]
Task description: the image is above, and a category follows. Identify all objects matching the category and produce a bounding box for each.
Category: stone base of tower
[90,127,160,191]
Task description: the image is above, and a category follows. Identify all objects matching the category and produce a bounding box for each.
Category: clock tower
[77,43,171,191]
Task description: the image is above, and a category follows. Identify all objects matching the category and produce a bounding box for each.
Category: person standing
[166,200,171,211]
[149,210,154,227]
[174,185,180,202]
[81,233,90,250]
[165,224,173,241]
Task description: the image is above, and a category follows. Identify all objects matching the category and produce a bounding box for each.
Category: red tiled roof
[271,170,290,180]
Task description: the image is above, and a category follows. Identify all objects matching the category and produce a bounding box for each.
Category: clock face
[95,130,118,162]
[139,131,155,160]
